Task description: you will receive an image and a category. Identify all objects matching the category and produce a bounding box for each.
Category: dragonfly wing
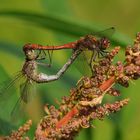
[0,72,23,101]
[10,97,25,121]
[11,79,36,120]
[91,27,115,38]
[20,79,35,103]
[0,72,25,121]
[74,51,92,76]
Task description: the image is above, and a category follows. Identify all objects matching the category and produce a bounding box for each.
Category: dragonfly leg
[36,57,46,60]
[37,62,51,67]
[36,50,52,67]
[47,50,53,67]
[98,50,108,59]
[36,50,46,60]
[34,50,82,83]
[89,52,93,74]
[98,52,104,59]
[92,51,98,61]
[102,50,109,54]
[89,51,98,75]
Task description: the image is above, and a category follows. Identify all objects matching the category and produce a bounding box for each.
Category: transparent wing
[0,71,23,101]
[20,79,35,103]
[10,97,25,122]
[74,51,92,76]
[90,27,115,38]
[0,72,36,121]
[11,79,36,120]
[0,72,25,121]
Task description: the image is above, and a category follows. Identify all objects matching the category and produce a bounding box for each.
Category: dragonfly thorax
[22,60,37,80]
[76,35,97,51]
[82,35,110,51]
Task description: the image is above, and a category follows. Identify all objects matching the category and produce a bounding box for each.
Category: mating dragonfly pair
[0,27,115,117]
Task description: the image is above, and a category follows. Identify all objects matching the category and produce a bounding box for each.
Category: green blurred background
[0,0,140,139]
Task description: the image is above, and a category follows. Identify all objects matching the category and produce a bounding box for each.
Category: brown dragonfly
[0,47,81,119]
[23,27,115,74]
[0,27,114,119]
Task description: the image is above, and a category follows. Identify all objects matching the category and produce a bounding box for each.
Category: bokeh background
[0,0,140,140]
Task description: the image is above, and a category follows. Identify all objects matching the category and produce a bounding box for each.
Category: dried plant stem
[44,76,116,136]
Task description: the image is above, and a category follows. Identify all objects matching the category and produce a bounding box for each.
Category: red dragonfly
[0,27,114,120]
[23,27,115,74]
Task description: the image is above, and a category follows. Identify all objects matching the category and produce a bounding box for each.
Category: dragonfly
[0,47,82,118]
[23,27,115,74]
[0,27,114,118]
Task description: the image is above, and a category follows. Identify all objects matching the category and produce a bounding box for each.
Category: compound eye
[101,37,110,50]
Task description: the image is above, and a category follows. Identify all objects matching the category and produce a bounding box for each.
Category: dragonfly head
[99,37,110,50]
[24,49,37,60]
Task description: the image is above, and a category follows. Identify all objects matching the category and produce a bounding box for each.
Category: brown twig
[55,76,116,130]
